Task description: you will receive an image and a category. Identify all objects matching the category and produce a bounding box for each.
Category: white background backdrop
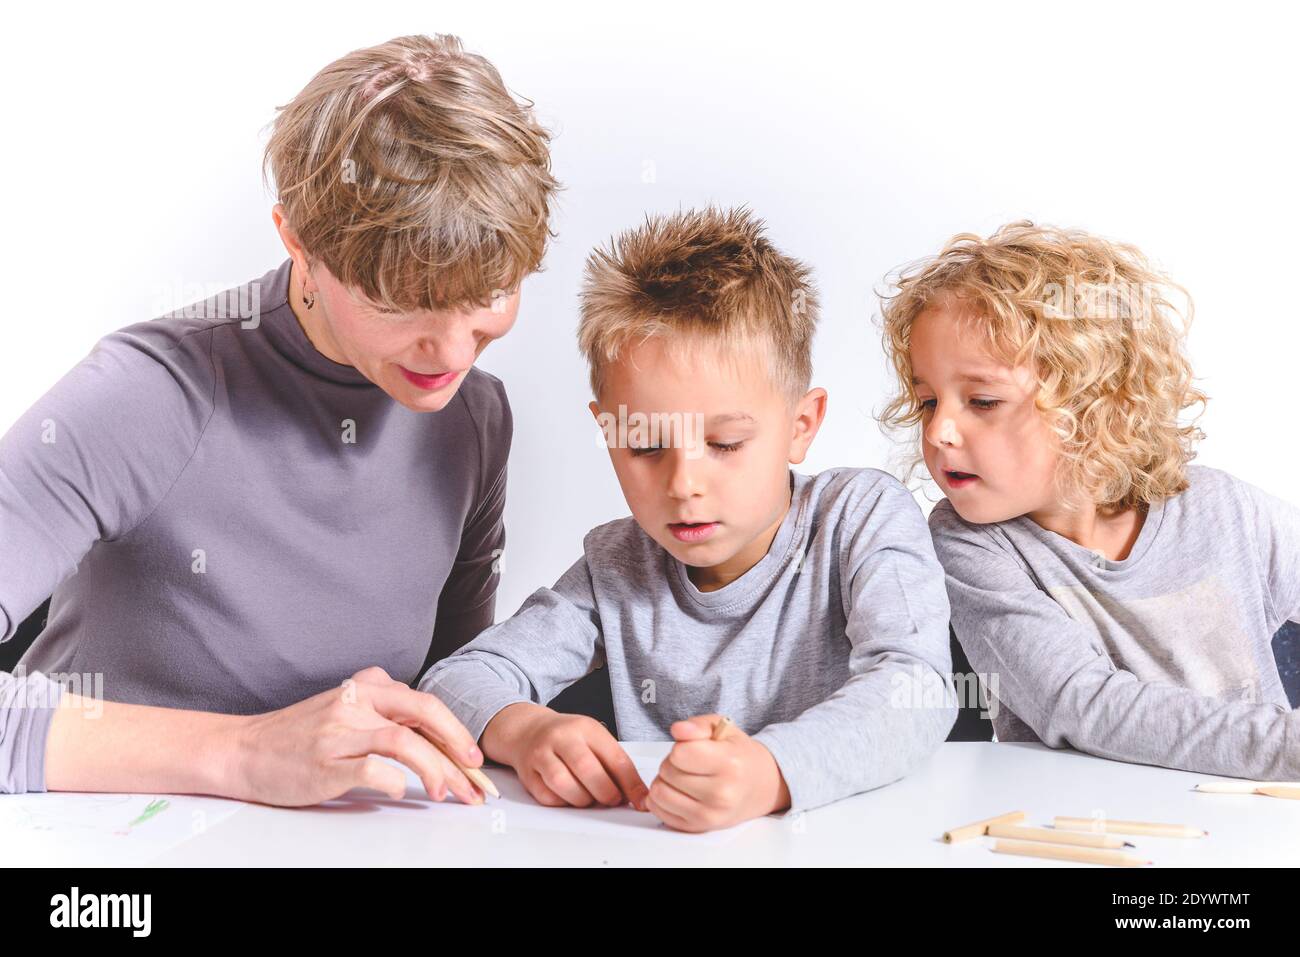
[3,0,1297,617]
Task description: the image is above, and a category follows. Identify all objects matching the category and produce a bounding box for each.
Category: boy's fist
[646,714,791,832]
[482,702,649,810]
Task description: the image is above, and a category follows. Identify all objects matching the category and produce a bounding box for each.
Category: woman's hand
[229,666,486,807]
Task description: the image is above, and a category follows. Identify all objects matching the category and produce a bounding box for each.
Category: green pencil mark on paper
[127,798,170,829]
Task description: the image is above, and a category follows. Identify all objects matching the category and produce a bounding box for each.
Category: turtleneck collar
[256,258,375,387]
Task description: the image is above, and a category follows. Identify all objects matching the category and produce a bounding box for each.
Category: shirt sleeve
[417,554,606,741]
[0,325,212,788]
[0,327,213,640]
[1235,474,1300,627]
[0,670,65,793]
[751,480,957,812]
[931,508,1300,779]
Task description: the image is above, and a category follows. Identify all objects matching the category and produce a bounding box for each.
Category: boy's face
[909,302,1062,524]
[590,337,825,590]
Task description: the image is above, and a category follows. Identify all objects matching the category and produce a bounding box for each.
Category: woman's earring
[303,288,316,310]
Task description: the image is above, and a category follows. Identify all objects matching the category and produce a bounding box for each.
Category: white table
[8,742,1298,866]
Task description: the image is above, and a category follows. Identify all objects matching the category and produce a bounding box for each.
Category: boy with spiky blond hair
[422,207,956,832]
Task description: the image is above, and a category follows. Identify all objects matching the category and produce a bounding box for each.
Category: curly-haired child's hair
[877,220,1209,512]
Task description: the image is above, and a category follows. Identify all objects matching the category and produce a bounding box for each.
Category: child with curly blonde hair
[879,221,1300,779]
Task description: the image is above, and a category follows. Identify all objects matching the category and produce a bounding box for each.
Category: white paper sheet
[318,750,757,845]
[1,745,757,864]
[0,791,246,866]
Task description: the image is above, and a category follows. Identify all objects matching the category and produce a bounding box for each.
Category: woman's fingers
[364,681,481,768]
[345,724,469,805]
[409,726,480,804]
[349,666,394,687]
[353,755,409,801]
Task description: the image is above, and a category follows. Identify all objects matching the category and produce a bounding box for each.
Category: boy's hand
[646,714,792,833]
[482,702,649,811]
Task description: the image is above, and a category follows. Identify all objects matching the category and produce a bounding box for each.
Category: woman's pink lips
[398,365,459,390]
[669,521,719,543]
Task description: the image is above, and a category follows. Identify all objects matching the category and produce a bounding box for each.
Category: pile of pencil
[941,777,1299,866]
[942,810,1205,867]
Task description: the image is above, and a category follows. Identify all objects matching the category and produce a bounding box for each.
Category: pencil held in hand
[415,727,499,799]
[461,764,500,799]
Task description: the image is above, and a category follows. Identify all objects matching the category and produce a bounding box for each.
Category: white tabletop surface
[6,741,1297,867]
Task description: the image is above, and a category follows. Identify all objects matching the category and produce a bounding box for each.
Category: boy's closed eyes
[590,334,825,594]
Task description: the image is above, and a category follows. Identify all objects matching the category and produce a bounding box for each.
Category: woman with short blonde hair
[0,34,559,805]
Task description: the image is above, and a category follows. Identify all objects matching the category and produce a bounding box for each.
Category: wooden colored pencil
[943,810,1026,843]
[986,823,1132,849]
[992,838,1151,867]
[415,727,499,799]
[1054,816,1206,838]
[1195,779,1300,794]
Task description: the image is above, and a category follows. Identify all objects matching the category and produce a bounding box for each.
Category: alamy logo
[153,281,262,329]
[594,404,707,459]
[49,887,151,937]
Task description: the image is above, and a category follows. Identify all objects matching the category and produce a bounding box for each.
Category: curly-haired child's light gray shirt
[930,463,1300,778]
[421,468,957,812]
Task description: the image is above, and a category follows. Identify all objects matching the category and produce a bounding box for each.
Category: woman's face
[305,261,520,413]
[275,204,520,413]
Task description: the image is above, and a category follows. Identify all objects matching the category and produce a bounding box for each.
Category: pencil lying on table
[1256,785,1300,800]
[986,823,1133,849]
[942,810,1026,843]
[992,839,1152,867]
[1054,816,1206,838]
[1196,779,1300,799]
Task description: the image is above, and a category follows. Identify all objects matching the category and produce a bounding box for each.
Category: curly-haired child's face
[590,337,825,592]
[909,303,1061,524]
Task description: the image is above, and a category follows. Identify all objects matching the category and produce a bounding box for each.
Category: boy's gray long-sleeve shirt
[0,258,511,793]
[420,467,957,812]
[930,463,1300,778]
